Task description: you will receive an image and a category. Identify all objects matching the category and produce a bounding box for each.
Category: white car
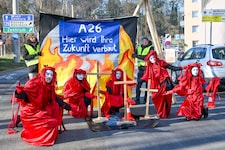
[171,44,225,87]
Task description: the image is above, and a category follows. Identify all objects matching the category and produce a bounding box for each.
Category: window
[182,49,194,60]
[192,48,206,59]
[192,11,198,18]
[192,26,199,32]
[212,48,225,60]
[192,0,198,2]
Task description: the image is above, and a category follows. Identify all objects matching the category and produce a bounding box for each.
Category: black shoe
[16,115,21,127]
[203,108,208,118]
[201,107,208,119]
[185,117,191,121]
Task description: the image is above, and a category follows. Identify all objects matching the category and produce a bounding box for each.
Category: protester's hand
[64,103,71,111]
[85,92,95,99]
[37,51,42,56]
[181,66,187,70]
[15,90,28,101]
[164,90,173,95]
[132,53,137,58]
[15,82,23,94]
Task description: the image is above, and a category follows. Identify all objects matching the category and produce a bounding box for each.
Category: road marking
[0,73,16,80]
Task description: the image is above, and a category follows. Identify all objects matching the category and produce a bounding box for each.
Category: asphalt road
[1,68,225,150]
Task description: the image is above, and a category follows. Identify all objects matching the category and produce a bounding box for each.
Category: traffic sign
[2,14,34,33]
[202,9,225,22]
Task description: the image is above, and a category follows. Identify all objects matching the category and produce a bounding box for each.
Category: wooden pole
[144,0,164,59]
[133,0,144,16]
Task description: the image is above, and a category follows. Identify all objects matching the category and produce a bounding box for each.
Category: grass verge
[0,56,26,71]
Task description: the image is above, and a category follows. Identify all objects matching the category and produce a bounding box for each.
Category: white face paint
[115,71,122,80]
[45,70,53,83]
[191,66,199,77]
[149,55,156,64]
[76,74,84,81]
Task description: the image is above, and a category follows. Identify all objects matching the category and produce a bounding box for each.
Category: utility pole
[71,5,74,18]
[12,0,20,63]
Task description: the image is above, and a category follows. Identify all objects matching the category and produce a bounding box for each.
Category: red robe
[172,63,206,120]
[63,76,91,118]
[101,68,135,118]
[101,78,124,118]
[173,77,205,120]
[19,68,60,146]
[142,51,172,119]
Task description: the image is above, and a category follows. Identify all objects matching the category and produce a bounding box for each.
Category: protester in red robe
[101,68,136,118]
[141,50,182,119]
[13,66,71,146]
[166,63,210,121]
[63,69,95,118]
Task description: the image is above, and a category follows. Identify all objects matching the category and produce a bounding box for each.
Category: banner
[59,20,120,54]
[39,13,137,105]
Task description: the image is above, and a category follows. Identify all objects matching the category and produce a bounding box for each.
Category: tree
[151,0,169,37]
[106,0,121,18]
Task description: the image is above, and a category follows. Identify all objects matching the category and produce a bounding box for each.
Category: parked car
[171,44,225,87]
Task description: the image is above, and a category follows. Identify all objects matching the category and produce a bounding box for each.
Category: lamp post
[12,0,21,63]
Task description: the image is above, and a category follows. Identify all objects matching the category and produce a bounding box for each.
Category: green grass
[0,56,26,71]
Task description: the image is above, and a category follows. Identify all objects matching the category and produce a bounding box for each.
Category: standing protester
[141,50,182,119]
[132,36,154,104]
[63,69,95,118]
[10,66,72,146]
[22,33,41,79]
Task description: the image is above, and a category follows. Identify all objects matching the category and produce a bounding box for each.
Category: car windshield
[192,48,206,59]
[212,48,225,60]
[182,47,206,60]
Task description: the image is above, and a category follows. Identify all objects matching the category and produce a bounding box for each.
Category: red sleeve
[63,78,73,98]
[23,78,46,109]
[159,59,168,67]
[81,78,91,91]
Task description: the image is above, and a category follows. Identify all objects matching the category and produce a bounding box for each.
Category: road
[1,68,225,150]
[0,68,28,95]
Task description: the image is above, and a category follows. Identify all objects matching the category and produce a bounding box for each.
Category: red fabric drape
[18,67,61,146]
[63,69,91,118]
[101,68,135,118]
[142,51,172,119]
[172,63,206,120]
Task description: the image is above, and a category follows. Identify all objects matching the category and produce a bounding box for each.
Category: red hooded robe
[63,69,91,118]
[141,50,172,118]
[19,66,60,146]
[172,63,206,120]
[101,68,136,118]
[101,68,124,118]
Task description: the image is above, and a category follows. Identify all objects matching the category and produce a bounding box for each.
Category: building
[184,0,225,50]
